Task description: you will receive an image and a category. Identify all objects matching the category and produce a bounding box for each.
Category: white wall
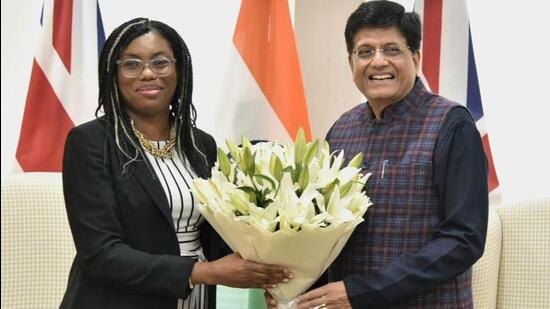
[2,0,549,204]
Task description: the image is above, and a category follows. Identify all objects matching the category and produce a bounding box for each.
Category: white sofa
[1,173,74,308]
[1,172,549,308]
[472,197,550,308]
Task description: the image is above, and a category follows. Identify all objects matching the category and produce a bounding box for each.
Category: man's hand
[296,281,351,309]
[265,289,277,309]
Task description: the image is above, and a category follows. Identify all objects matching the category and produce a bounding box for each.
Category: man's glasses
[352,44,410,62]
[116,57,176,78]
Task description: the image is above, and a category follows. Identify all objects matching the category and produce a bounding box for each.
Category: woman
[60,18,292,309]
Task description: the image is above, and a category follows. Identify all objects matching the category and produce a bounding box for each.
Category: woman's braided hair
[96,17,209,177]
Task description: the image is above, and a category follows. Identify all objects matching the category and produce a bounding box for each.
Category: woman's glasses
[116,57,176,78]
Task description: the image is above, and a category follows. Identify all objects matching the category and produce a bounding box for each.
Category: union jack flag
[414,0,500,197]
[15,0,105,172]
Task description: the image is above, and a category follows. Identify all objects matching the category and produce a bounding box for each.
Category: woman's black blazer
[60,117,225,309]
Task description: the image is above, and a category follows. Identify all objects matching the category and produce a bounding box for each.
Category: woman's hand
[191,253,293,289]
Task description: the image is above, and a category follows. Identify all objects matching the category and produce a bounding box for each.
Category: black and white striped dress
[145,141,207,309]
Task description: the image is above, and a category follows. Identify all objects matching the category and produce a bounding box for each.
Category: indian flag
[214,0,310,308]
[213,0,311,144]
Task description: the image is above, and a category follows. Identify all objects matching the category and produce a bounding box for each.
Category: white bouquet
[191,129,373,308]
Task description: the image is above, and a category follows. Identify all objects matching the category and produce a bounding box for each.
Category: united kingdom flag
[414,0,500,199]
[15,0,105,172]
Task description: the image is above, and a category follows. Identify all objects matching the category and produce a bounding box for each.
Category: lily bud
[294,127,307,166]
[303,140,319,167]
[217,148,231,177]
[242,147,255,176]
[348,152,364,169]
[241,136,252,149]
[226,140,242,163]
[229,192,250,215]
[269,153,284,182]
[298,164,309,191]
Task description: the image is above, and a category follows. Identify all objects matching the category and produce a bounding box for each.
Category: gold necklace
[131,120,176,159]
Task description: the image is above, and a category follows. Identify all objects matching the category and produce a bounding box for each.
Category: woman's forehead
[122,31,174,57]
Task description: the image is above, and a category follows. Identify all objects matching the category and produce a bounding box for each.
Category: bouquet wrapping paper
[199,203,361,305]
[191,129,372,307]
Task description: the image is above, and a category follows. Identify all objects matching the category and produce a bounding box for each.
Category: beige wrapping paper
[199,204,364,306]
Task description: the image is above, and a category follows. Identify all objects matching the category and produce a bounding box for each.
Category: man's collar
[364,78,427,122]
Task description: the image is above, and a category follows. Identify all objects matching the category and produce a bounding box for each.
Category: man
[268,1,488,308]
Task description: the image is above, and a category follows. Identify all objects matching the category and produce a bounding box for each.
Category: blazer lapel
[132,159,176,234]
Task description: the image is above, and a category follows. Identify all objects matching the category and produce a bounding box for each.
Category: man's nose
[369,51,388,66]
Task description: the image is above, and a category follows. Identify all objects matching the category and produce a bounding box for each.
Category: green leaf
[348,152,364,169]
[237,186,256,192]
[294,127,307,165]
[257,188,274,208]
[282,166,294,173]
[259,198,273,208]
[217,148,231,177]
[261,187,273,198]
[254,174,277,191]
[237,186,257,204]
